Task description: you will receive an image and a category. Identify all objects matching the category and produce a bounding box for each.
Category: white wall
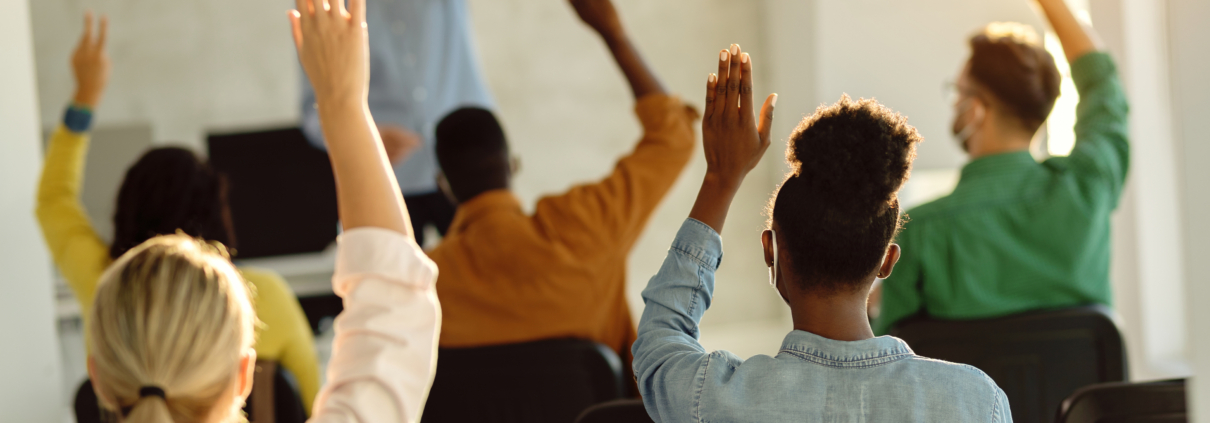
[0,0,64,420]
[1167,0,1210,419]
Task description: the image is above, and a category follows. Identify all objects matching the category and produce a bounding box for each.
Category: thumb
[758,93,777,144]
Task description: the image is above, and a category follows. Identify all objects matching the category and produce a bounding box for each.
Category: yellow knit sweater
[35,126,320,413]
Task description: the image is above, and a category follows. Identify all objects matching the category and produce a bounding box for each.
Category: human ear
[510,156,522,176]
[87,356,115,409]
[761,230,775,268]
[237,351,257,400]
[877,244,902,279]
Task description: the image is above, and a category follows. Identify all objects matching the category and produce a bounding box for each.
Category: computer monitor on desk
[207,127,338,259]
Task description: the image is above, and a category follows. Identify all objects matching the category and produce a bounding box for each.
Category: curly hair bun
[770,95,922,291]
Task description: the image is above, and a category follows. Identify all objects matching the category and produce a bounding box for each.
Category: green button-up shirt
[874,52,1129,335]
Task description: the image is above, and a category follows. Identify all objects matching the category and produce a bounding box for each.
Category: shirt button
[392,21,406,36]
[413,87,428,102]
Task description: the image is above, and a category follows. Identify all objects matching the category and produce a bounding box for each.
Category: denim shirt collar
[778,330,915,368]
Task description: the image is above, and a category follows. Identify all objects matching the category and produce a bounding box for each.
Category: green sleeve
[873,225,924,336]
[1065,51,1130,208]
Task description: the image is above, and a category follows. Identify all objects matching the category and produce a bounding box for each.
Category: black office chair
[421,338,626,423]
[575,399,654,423]
[74,361,307,423]
[1056,379,1187,423]
[890,305,1127,423]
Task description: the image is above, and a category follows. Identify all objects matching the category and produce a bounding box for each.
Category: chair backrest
[1057,379,1187,423]
[246,360,309,423]
[73,361,307,423]
[574,399,654,423]
[421,338,625,423]
[207,127,338,259]
[890,305,1127,423]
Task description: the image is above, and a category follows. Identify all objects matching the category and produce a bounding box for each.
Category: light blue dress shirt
[632,218,1013,422]
[301,0,494,196]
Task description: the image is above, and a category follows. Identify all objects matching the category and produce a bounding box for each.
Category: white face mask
[768,229,779,287]
[952,98,984,151]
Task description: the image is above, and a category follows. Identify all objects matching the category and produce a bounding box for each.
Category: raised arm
[1033,0,1130,205]
[1034,0,1103,62]
[35,12,113,310]
[290,1,439,421]
[570,0,665,99]
[632,45,775,419]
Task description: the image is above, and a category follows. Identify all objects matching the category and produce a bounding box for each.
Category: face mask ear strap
[768,229,778,287]
[954,98,986,145]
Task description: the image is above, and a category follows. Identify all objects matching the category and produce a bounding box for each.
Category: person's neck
[789,290,876,342]
[967,128,1033,160]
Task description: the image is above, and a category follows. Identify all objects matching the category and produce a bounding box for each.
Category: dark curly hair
[109,147,235,259]
[768,95,921,294]
[968,22,1061,132]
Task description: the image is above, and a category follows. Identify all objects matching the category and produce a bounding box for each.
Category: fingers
[704,73,719,120]
[711,49,730,119]
[348,0,366,24]
[96,15,109,50]
[758,93,778,144]
[320,0,332,14]
[288,10,303,51]
[724,44,743,117]
[79,12,93,47]
[739,52,753,118]
[301,0,316,16]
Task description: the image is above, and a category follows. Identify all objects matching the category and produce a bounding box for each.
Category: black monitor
[207,128,338,259]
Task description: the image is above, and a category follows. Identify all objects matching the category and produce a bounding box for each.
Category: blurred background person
[299,0,494,247]
[873,0,1128,335]
[36,13,320,416]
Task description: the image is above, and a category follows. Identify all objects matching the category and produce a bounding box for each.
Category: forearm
[688,174,743,233]
[602,32,665,99]
[1036,0,1102,62]
[317,102,412,236]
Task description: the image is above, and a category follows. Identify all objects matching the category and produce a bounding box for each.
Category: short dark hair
[110,147,234,259]
[435,107,511,203]
[769,95,921,293]
[968,23,1061,132]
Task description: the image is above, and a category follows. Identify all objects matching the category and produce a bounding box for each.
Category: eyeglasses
[943,80,980,105]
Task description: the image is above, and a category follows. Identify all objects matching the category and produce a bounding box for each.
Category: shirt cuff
[333,227,437,297]
[63,104,93,133]
[1071,51,1118,93]
[670,218,723,270]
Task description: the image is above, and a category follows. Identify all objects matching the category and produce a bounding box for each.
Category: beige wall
[0,0,63,420]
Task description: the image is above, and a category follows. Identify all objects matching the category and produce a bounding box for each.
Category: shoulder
[904,356,1005,397]
[237,266,292,302]
[903,195,954,223]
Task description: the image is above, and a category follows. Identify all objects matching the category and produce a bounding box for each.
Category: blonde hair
[87,233,256,422]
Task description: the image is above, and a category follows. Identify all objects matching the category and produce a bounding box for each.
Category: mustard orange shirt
[428,94,698,362]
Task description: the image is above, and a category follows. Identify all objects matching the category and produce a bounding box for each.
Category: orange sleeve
[533,94,698,256]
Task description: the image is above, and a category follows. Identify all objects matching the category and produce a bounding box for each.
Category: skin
[71,12,110,109]
[379,124,422,165]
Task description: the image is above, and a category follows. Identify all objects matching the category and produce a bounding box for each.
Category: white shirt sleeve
[309,227,441,423]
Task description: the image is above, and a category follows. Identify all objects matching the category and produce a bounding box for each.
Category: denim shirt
[632,219,1013,423]
[301,0,494,196]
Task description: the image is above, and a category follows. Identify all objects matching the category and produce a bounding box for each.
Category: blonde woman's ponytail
[87,233,256,422]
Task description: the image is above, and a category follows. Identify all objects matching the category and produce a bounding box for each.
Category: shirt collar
[779,330,915,366]
[447,189,524,234]
[958,150,1038,182]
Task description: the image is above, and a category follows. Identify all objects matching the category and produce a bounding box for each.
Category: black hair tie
[139,386,166,400]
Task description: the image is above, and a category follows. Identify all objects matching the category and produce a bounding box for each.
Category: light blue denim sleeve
[992,385,1013,423]
[632,218,723,422]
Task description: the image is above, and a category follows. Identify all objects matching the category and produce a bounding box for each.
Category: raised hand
[690,44,777,233]
[702,44,776,184]
[289,0,369,109]
[71,12,110,108]
[570,0,624,40]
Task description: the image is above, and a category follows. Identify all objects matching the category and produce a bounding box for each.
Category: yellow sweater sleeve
[240,267,320,415]
[35,125,112,316]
